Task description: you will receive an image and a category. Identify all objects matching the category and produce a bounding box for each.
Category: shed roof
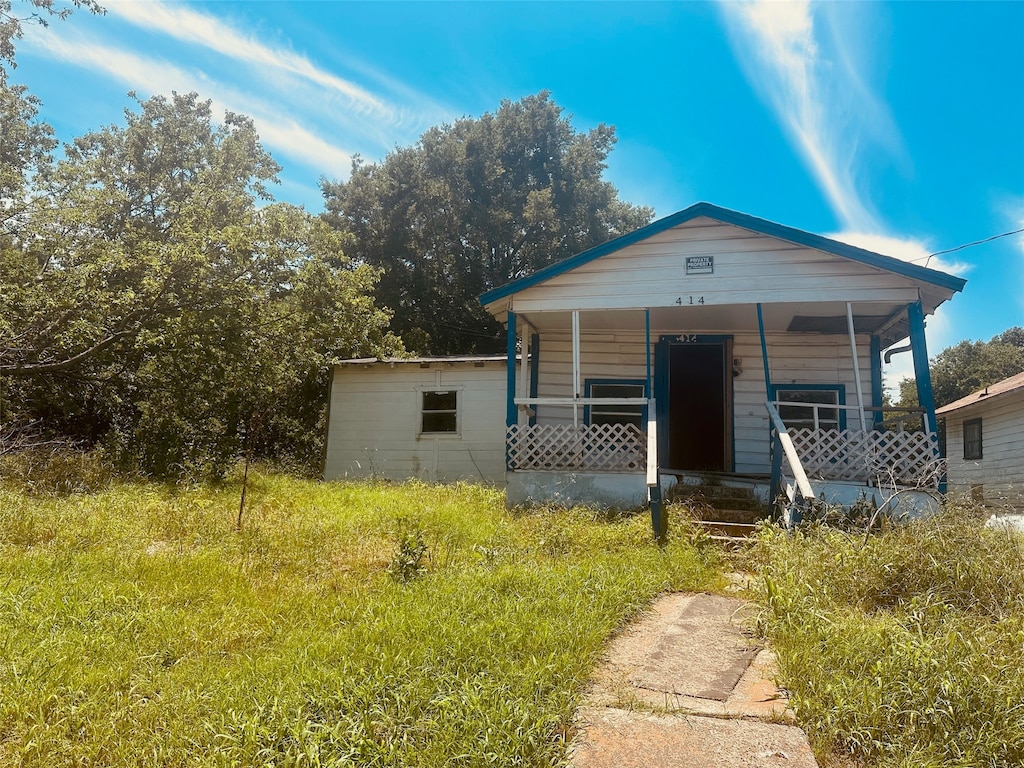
[335,355,512,367]
[479,202,966,306]
[936,370,1024,415]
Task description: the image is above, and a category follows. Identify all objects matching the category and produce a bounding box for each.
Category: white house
[323,356,514,483]
[480,202,965,531]
[324,203,966,534]
[936,371,1024,510]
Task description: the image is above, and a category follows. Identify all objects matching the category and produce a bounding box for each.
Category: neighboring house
[325,202,966,531]
[480,202,965,523]
[323,356,514,483]
[936,371,1024,510]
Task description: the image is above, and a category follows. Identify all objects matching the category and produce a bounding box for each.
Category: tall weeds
[0,473,720,766]
[752,504,1024,767]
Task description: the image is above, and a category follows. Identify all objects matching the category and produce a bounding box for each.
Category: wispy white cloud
[827,231,970,276]
[30,27,353,181]
[105,0,394,122]
[718,1,905,232]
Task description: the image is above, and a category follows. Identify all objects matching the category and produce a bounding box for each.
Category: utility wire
[923,227,1024,266]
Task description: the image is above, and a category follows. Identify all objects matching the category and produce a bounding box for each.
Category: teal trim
[479,202,967,306]
[870,335,884,428]
[769,431,784,509]
[583,379,648,425]
[528,333,540,427]
[649,483,666,542]
[505,311,517,430]
[757,303,772,400]
[908,301,938,435]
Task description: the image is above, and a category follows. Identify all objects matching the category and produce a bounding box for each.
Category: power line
[924,227,1024,266]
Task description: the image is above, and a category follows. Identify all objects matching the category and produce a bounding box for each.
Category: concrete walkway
[569,593,819,768]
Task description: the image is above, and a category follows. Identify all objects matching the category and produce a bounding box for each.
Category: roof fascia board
[479,202,967,306]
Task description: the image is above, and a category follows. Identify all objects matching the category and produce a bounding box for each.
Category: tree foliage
[321,92,653,354]
[898,327,1024,408]
[2,92,401,477]
[0,0,103,82]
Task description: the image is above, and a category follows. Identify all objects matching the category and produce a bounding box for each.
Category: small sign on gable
[685,255,714,274]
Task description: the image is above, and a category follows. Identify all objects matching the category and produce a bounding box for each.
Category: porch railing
[507,422,646,472]
[769,400,942,488]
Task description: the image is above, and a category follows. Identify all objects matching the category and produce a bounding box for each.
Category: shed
[323,356,515,483]
[936,371,1024,510]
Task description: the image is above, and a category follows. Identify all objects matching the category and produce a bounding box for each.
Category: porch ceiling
[514,300,912,347]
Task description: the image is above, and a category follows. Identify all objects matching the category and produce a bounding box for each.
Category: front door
[658,337,732,472]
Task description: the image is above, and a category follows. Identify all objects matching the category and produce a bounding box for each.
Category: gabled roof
[479,202,966,306]
[936,370,1024,415]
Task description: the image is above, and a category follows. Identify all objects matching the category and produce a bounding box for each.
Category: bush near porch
[0,472,720,767]
[751,506,1024,768]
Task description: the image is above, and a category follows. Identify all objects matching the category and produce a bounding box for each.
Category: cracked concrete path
[569,592,819,768]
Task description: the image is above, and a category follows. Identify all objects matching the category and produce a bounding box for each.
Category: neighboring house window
[963,418,983,460]
[421,390,458,434]
[586,380,646,428]
[775,385,845,431]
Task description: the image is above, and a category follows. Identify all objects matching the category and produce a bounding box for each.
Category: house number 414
[675,296,705,305]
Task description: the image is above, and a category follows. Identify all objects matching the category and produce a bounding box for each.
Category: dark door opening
[667,343,728,472]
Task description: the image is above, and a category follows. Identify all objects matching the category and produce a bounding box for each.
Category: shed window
[586,381,646,428]
[775,386,844,431]
[421,390,457,434]
[963,418,983,460]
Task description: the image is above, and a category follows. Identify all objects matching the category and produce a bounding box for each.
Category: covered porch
[480,204,965,534]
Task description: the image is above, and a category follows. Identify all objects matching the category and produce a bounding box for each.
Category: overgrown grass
[751,505,1024,768]
[0,472,721,766]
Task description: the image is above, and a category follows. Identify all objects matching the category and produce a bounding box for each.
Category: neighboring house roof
[479,201,967,306]
[936,371,1024,416]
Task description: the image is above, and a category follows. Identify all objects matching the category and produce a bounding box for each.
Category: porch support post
[645,309,652,398]
[572,310,581,428]
[506,310,517,429]
[908,300,938,435]
[529,333,540,426]
[757,303,772,399]
[846,302,868,432]
[519,326,530,413]
[870,335,883,429]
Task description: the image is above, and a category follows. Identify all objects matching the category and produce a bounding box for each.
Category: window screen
[588,382,645,428]
[421,390,457,434]
[963,418,982,460]
[776,388,841,431]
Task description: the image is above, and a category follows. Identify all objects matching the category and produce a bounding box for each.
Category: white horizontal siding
[942,391,1024,507]
[531,329,874,475]
[509,217,927,312]
[324,363,509,484]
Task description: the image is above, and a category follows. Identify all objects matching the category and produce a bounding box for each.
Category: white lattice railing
[788,427,942,486]
[507,423,646,472]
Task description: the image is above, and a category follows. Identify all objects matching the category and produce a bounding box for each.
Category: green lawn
[0,474,721,766]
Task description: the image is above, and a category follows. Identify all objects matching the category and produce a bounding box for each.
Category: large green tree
[898,327,1024,408]
[321,92,653,354]
[2,92,401,476]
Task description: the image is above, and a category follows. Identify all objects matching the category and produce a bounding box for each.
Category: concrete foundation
[506,471,648,510]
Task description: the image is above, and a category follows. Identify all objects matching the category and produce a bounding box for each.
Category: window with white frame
[963,418,983,460]
[775,386,844,431]
[421,390,458,434]
[586,381,646,428]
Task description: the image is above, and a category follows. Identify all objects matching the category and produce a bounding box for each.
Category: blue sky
[14,1,1024,387]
